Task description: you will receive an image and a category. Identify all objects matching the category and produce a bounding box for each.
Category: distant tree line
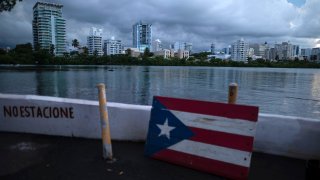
[0,0,22,12]
[0,43,320,68]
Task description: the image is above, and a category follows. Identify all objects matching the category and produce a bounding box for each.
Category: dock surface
[0,132,306,180]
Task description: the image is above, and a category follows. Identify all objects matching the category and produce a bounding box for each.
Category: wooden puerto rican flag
[144,96,259,180]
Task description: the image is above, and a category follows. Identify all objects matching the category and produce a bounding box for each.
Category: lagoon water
[0,65,319,119]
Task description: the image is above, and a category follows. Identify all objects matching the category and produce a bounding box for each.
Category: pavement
[0,132,310,180]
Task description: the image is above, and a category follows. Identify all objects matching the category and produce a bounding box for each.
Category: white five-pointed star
[156,118,175,139]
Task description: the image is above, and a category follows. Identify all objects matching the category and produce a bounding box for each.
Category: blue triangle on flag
[145,97,194,156]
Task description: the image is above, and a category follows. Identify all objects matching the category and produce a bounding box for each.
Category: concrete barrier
[255,113,320,160]
[0,93,319,160]
[0,93,150,141]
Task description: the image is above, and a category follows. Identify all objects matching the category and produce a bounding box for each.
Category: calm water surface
[0,65,319,119]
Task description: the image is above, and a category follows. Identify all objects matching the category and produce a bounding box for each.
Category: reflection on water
[0,65,319,119]
[312,74,320,100]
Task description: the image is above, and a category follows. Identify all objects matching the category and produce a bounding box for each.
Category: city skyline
[0,0,320,51]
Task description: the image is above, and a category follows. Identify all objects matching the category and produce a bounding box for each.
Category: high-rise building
[301,48,312,60]
[222,46,231,55]
[152,39,162,52]
[281,42,293,60]
[172,42,192,53]
[184,42,193,54]
[103,37,123,55]
[311,48,320,62]
[248,48,255,58]
[210,43,215,54]
[32,2,66,56]
[87,27,103,56]
[231,39,249,61]
[273,42,300,60]
[173,42,184,52]
[292,45,300,57]
[249,42,268,59]
[266,47,277,60]
[132,21,152,52]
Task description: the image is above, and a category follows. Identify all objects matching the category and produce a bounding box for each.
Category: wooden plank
[145,96,259,180]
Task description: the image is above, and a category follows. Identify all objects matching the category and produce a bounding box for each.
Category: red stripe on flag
[154,149,249,180]
[155,96,258,122]
[189,127,254,152]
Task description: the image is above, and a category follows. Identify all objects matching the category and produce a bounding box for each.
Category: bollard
[97,83,113,160]
[228,83,238,104]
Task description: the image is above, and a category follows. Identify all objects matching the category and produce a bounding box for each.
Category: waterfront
[0,65,319,119]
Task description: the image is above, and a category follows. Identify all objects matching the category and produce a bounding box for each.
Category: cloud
[292,0,320,38]
[0,1,34,47]
[0,0,319,50]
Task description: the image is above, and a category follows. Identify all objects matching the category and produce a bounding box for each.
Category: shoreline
[1,63,320,69]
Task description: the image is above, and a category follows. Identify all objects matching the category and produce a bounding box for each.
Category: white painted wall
[0,93,319,160]
[255,113,320,160]
[0,94,150,141]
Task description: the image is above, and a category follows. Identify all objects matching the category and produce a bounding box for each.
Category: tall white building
[172,42,192,53]
[184,42,193,54]
[231,39,249,61]
[248,48,255,58]
[132,21,152,52]
[249,42,268,59]
[281,42,293,60]
[152,39,162,52]
[173,42,184,52]
[274,42,295,60]
[103,37,123,55]
[32,2,66,56]
[87,27,103,56]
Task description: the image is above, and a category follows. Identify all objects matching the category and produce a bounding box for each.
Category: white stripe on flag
[168,140,252,167]
[170,110,256,137]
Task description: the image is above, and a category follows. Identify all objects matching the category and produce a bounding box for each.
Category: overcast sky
[0,0,319,51]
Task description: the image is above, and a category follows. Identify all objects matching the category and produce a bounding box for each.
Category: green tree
[15,43,32,54]
[144,47,150,57]
[34,49,51,65]
[63,52,70,58]
[0,0,22,12]
[143,47,152,60]
[125,48,132,57]
[72,39,79,48]
[0,48,7,55]
[34,43,40,52]
[0,54,14,64]
[12,43,34,64]
[82,47,88,55]
[70,50,79,56]
[192,52,211,61]
[93,50,98,57]
[49,44,55,56]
